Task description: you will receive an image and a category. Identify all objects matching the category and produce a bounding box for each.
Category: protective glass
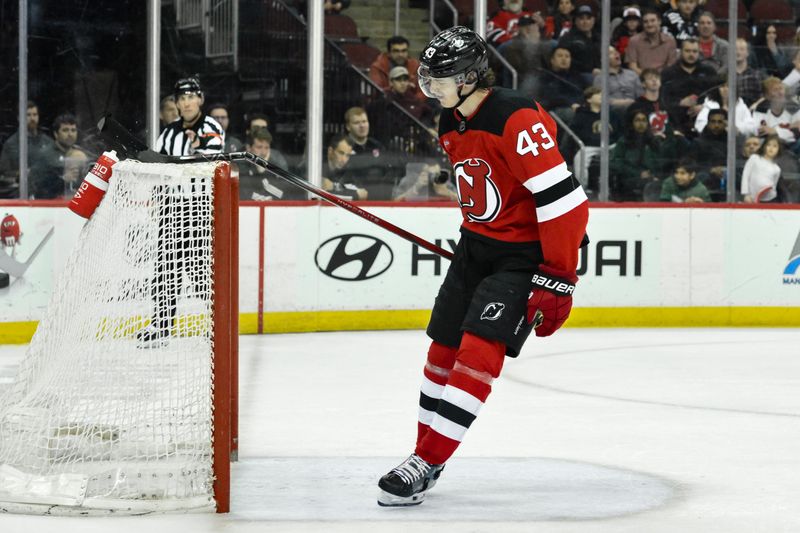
[417,64,465,100]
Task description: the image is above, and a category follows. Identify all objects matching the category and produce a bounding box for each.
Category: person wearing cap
[498,14,550,95]
[156,77,225,156]
[611,6,643,57]
[369,35,424,100]
[625,7,678,76]
[386,65,431,114]
[557,4,601,80]
[662,0,700,44]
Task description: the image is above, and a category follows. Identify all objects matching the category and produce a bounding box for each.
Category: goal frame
[212,162,239,514]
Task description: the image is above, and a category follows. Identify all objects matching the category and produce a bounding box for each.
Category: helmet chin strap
[454,83,479,109]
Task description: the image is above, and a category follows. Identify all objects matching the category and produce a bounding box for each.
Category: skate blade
[377,489,426,507]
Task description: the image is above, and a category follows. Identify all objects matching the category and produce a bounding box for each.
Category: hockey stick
[0,227,55,278]
[98,116,454,260]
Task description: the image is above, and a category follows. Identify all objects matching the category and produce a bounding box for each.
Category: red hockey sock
[417,341,458,446]
[416,332,505,465]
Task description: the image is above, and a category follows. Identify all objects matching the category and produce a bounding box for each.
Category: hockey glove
[527,265,578,337]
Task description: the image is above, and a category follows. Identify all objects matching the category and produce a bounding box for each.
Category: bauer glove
[527,265,578,337]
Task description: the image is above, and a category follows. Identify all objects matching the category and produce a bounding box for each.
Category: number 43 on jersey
[516,122,555,157]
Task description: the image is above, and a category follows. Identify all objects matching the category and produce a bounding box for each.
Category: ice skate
[136,325,170,348]
[377,453,444,507]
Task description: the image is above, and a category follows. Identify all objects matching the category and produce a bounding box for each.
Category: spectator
[662,0,700,44]
[0,100,55,198]
[245,112,270,138]
[727,38,767,107]
[392,161,458,202]
[741,134,782,203]
[369,36,423,100]
[536,45,587,124]
[781,49,800,97]
[160,96,179,129]
[628,68,673,136]
[612,6,643,57]
[694,81,756,135]
[486,0,543,46]
[322,133,366,200]
[594,45,643,114]
[558,4,601,80]
[735,134,762,193]
[545,0,575,40]
[238,129,292,201]
[753,24,791,78]
[696,12,728,72]
[62,147,90,196]
[569,86,614,190]
[691,108,728,199]
[367,66,435,151]
[208,103,244,153]
[751,77,798,145]
[610,108,679,201]
[659,158,711,202]
[344,106,393,200]
[499,14,551,95]
[385,66,431,118]
[625,8,678,75]
[661,38,719,134]
[32,113,89,199]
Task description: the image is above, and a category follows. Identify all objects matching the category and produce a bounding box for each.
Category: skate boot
[136,325,170,349]
[377,453,444,507]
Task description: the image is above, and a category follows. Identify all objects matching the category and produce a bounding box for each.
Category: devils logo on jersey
[454,158,502,223]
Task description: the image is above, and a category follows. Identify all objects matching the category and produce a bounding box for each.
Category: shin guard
[417,341,458,446]
[416,332,505,465]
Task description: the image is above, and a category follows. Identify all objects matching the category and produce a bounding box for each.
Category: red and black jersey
[438,87,588,273]
[486,9,535,45]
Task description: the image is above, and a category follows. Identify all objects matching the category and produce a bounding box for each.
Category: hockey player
[377,27,589,506]
[137,77,225,347]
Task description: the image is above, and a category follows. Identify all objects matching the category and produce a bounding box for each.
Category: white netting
[0,160,221,514]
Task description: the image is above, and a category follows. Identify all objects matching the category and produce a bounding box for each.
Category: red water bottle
[68,150,119,219]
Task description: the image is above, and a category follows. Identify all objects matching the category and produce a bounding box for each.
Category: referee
[138,77,225,347]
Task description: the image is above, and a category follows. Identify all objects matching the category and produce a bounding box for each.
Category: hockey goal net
[0,160,238,514]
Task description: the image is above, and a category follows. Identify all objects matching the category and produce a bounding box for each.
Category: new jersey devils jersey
[438,87,588,272]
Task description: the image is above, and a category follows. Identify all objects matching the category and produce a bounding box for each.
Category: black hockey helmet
[418,26,489,81]
[174,76,203,99]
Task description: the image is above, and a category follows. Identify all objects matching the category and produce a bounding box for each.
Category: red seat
[716,22,753,40]
[324,14,359,40]
[705,0,747,21]
[749,0,794,22]
[341,42,381,70]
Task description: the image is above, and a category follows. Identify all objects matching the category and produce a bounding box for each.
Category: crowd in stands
[3,0,800,203]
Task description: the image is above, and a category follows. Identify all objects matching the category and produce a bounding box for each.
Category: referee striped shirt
[156,113,225,156]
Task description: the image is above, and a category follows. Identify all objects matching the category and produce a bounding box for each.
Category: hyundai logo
[315,234,394,281]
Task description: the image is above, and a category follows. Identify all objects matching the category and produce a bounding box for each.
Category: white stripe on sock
[441,385,483,416]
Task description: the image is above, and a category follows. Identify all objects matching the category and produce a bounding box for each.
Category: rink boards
[0,202,798,341]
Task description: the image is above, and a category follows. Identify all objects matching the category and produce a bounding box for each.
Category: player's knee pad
[461,271,534,357]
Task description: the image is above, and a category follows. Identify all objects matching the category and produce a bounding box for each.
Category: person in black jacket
[557,4,601,83]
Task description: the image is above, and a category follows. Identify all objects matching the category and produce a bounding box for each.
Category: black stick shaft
[97,116,454,260]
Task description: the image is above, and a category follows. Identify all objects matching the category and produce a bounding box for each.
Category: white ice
[1,327,799,532]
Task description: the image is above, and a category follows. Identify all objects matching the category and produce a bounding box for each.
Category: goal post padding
[0,160,237,515]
